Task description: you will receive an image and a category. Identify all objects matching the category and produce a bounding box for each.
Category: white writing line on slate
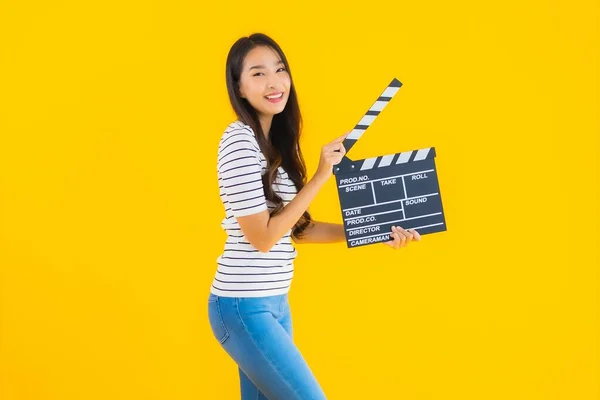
[342,192,440,212]
[346,212,443,232]
[338,169,434,188]
[349,222,445,241]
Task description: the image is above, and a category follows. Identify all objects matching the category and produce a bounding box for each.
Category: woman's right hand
[314,132,349,184]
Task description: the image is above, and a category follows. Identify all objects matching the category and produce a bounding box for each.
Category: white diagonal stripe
[414,148,430,161]
[360,157,377,170]
[396,152,412,163]
[381,86,400,98]
[378,154,395,167]
[370,100,389,112]
[346,128,365,140]
[358,115,377,126]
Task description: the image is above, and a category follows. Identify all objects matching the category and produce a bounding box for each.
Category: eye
[252,67,286,77]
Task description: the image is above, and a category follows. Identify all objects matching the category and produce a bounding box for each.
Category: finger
[392,226,405,243]
[385,231,399,248]
[333,151,345,161]
[391,228,404,248]
[332,132,350,144]
[328,154,345,165]
[395,226,413,241]
[393,227,408,247]
[330,149,346,159]
[384,233,395,247]
[408,229,421,241]
[330,142,346,155]
[393,232,401,249]
[329,141,347,153]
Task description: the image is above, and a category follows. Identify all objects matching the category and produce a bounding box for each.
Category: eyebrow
[248,61,284,71]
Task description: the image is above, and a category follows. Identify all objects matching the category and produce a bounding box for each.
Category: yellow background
[1,0,598,399]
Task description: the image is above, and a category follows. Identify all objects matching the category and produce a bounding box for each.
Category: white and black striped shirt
[210,120,298,298]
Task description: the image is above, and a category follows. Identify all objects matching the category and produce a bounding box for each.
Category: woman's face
[238,45,291,119]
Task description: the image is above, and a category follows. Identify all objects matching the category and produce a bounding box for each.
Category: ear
[238,85,245,99]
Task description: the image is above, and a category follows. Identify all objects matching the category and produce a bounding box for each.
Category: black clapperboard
[333,78,447,248]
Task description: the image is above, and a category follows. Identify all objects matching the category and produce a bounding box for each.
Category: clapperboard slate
[333,78,447,248]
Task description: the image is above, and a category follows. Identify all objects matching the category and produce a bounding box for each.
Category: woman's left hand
[384,226,421,249]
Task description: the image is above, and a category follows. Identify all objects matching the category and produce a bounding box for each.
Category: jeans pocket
[208,296,230,344]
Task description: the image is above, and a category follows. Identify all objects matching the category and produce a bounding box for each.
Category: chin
[261,104,287,116]
[274,102,288,113]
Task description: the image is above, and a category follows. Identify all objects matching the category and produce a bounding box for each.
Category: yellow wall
[1,1,598,399]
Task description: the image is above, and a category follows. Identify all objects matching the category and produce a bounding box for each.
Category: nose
[268,75,283,90]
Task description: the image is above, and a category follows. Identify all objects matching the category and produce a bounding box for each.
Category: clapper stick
[333,77,447,248]
[335,78,403,172]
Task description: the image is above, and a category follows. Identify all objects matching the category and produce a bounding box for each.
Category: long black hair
[225,33,312,239]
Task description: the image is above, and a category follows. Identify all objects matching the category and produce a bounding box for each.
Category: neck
[258,113,273,140]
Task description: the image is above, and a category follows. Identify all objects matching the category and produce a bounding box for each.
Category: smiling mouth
[265,93,283,99]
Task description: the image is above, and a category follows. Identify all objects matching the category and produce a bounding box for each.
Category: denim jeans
[208,293,327,400]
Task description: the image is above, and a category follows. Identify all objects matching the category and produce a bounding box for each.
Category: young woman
[208,33,421,400]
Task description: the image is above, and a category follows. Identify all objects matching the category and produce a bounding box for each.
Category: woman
[208,33,421,400]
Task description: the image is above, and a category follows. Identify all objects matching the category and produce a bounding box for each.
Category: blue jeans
[207,293,327,400]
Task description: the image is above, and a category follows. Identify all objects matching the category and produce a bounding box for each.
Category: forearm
[292,220,346,244]
[264,175,327,249]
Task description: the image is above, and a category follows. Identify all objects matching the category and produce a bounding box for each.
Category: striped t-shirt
[210,120,299,298]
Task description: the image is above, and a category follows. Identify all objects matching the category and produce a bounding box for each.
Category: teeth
[266,93,283,99]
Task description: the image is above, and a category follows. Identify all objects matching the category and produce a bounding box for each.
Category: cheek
[240,80,258,98]
[246,91,269,111]
[246,85,264,101]
[249,91,266,105]
[241,84,263,105]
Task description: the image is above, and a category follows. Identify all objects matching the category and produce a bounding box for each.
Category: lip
[265,92,284,103]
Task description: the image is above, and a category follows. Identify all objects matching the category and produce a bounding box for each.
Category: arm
[293,222,424,247]
[237,176,328,252]
[291,220,346,244]
[221,131,348,253]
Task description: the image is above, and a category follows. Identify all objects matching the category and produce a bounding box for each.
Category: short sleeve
[217,131,268,217]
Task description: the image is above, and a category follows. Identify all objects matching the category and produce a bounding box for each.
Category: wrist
[311,171,329,186]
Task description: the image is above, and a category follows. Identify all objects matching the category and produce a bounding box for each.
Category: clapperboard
[333,78,447,248]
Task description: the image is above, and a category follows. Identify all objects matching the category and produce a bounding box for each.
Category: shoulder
[218,121,260,153]
[220,120,256,142]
